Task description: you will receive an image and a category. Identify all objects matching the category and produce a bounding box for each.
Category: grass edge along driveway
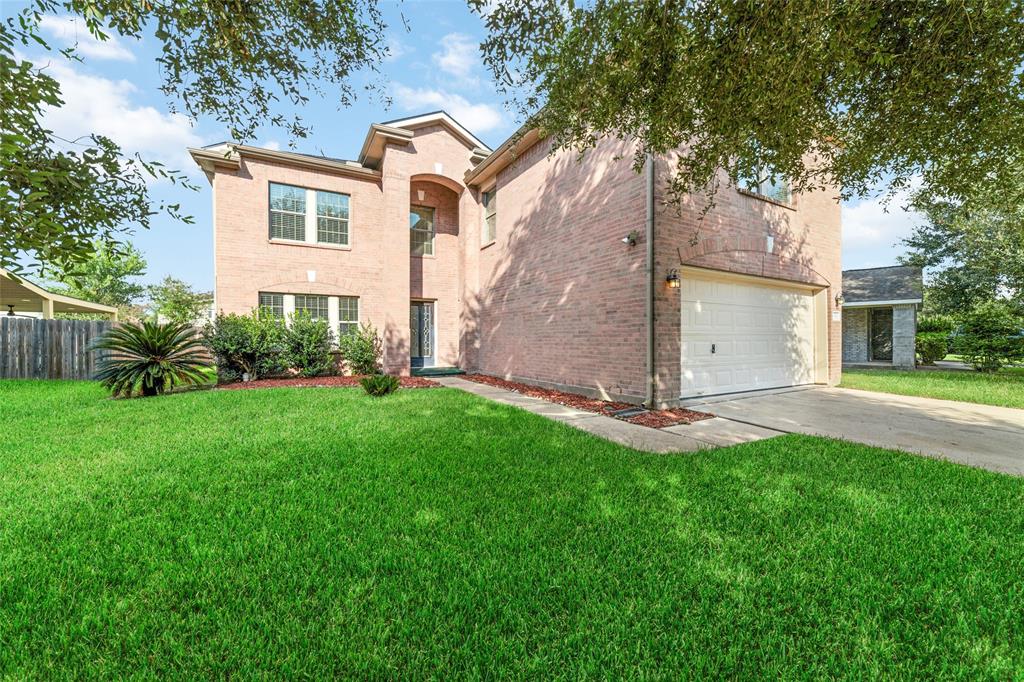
[839,367,1024,409]
[1,380,1022,679]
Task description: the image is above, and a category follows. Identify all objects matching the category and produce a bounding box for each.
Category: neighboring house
[190,111,842,406]
[0,268,118,319]
[841,266,923,369]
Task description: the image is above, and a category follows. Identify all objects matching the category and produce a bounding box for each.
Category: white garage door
[681,274,816,398]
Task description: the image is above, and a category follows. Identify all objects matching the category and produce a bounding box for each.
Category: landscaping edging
[217,376,441,390]
[462,374,713,428]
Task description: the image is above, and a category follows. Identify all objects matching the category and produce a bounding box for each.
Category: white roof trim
[382,112,491,152]
[843,298,923,308]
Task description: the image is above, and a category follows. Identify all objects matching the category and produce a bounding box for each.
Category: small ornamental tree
[953,302,1024,372]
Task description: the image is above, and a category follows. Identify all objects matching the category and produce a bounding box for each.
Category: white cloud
[432,33,479,82]
[391,84,504,134]
[259,140,282,151]
[385,33,411,62]
[841,186,923,269]
[41,61,203,172]
[38,15,137,62]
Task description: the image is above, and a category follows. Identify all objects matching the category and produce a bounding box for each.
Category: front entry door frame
[410,300,435,368]
[869,307,894,363]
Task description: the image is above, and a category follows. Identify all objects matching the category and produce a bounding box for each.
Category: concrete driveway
[690,387,1024,476]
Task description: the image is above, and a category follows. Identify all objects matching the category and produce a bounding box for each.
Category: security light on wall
[835,293,845,307]
[666,269,681,289]
[621,230,639,247]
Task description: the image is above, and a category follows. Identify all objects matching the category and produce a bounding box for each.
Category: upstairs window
[739,166,792,204]
[269,183,306,241]
[410,205,435,256]
[317,191,349,245]
[269,182,351,246]
[482,189,497,245]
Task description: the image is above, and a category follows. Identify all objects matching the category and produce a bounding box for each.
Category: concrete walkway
[691,387,1024,476]
[436,377,781,453]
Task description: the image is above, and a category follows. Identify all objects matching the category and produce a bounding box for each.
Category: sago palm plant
[92,321,210,398]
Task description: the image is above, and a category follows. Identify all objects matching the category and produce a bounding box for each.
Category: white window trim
[410,204,436,257]
[279,293,359,343]
[269,182,352,248]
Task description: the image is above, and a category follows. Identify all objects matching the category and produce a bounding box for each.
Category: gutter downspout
[644,152,656,408]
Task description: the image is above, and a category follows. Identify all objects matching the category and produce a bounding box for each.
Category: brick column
[380,146,412,374]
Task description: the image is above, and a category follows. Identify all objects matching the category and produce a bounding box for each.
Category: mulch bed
[462,374,713,428]
[217,375,441,390]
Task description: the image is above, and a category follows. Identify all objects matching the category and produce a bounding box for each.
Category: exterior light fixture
[621,230,640,247]
[835,293,845,307]
[666,269,681,289]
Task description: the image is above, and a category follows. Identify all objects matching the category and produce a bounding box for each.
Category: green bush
[283,313,335,377]
[92,321,210,397]
[917,313,957,334]
[953,302,1024,372]
[202,312,286,382]
[338,322,384,375]
[360,374,399,396]
[916,331,948,365]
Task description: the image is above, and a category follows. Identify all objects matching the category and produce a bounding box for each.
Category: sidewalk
[436,377,780,453]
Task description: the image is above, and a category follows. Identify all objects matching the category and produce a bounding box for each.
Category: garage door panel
[681,275,816,398]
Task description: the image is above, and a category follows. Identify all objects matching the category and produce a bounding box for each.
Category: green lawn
[2,381,1023,678]
[840,367,1024,408]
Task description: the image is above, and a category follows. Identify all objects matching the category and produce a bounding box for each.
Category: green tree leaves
[474,0,1024,209]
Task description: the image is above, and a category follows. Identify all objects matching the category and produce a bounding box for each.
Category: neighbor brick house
[190,111,842,406]
[841,265,923,369]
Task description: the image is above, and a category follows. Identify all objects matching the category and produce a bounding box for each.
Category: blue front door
[410,301,434,368]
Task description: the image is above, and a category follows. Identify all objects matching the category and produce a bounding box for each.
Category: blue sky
[11,0,922,291]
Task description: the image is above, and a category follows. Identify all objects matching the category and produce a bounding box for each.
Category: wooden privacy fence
[0,318,112,380]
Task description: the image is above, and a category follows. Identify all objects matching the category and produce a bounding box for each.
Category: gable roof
[842,266,923,304]
[380,111,491,152]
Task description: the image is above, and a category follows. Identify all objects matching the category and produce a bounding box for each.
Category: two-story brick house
[190,111,842,406]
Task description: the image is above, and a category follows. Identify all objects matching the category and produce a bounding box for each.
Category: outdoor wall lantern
[835,293,845,307]
[621,230,640,247]
[666,269,681,289]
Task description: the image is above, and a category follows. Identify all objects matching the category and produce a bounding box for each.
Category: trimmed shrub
[338,322,384,375]
[283,313,334,377]
[202,312,286,382]
[953,302,1024,372]
[92,321,210,397]
[916,331,948,365]
[360,374,399,396]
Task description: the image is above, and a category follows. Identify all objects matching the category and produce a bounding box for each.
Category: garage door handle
[711,343,716,354]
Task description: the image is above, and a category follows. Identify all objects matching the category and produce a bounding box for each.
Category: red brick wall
[470,137,650,401]
[653,155,843,402]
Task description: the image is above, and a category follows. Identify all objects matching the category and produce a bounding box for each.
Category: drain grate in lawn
[463,374,713,427]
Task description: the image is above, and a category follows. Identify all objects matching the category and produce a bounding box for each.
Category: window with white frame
[258,292,284,318]
[482,189,496,245]
[293,294,328,320]
[410,205,435,256]
[269,183,306,241]
[338,296,359,337]
[317,190,349,244]
[269,182,351,246]
[738,165,792,204]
